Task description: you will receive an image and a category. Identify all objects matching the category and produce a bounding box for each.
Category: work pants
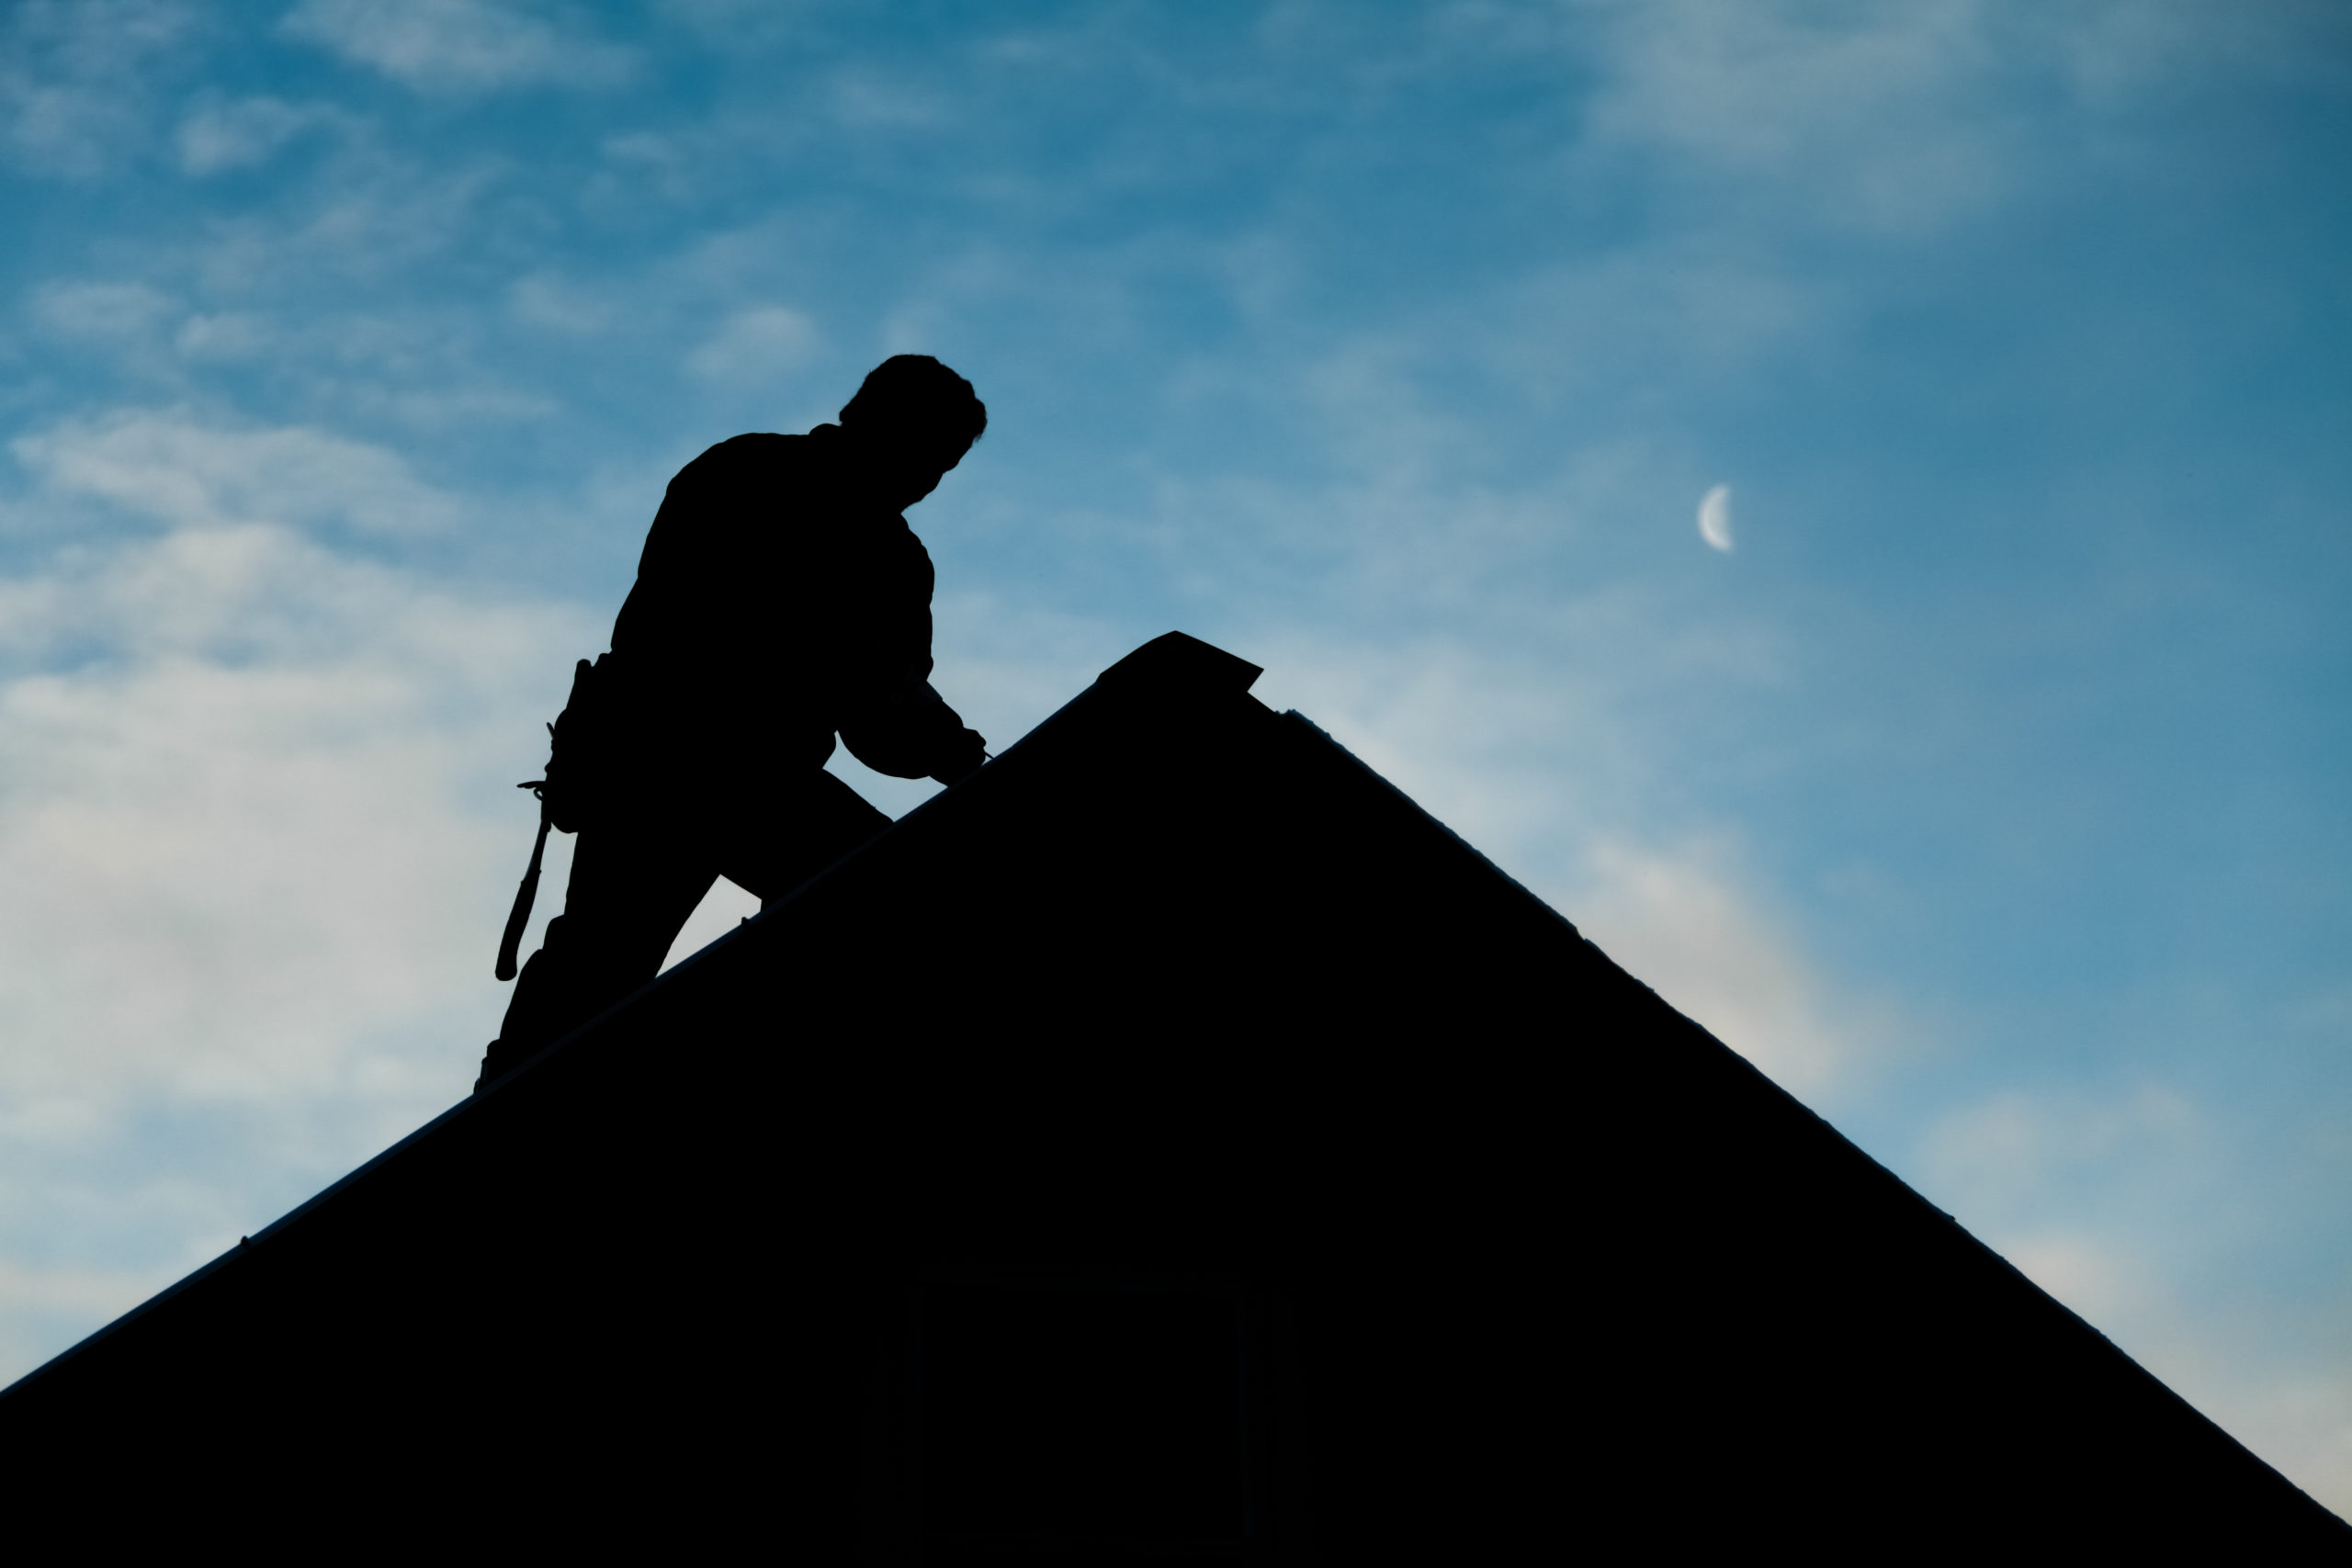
[479,768,892,1089]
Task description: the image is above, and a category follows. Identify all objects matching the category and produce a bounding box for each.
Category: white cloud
[174,311,277,362]
[12,408,462,536]
[25,280,193,382]
[1996,1229,2352,1517]
[370,386,560,429]
[1567,836,1891,1099]
[1577,0,2014,231]
[827,69,952,131]
[0,536,518,1102]
[0,511,599,1379]
[686,305,821,385]
[508,271,615,335]
[1247,635,1611,852]
[1911,1084,2350,1512]
[2226,1359,2352,1523]
[0,1255,164,1320]
[161,140,516,292]
[175,96,335,176]
[0,0,197,178]
[0,1256,182,1379]
[1567,0,2342,236]
[2034,2,2346,109]
[1924,1082,2203,1220]
[1244,634,1883,1103]
[29,280,175,341]
[280,0,633,93]
[0,411,817,1383]
[2000,1231,2162,1334]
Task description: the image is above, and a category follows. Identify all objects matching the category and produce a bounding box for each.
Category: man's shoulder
[673,430,805,482]
[712,430,803,457]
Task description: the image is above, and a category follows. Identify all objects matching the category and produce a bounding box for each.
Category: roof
[4,631,2343,1557]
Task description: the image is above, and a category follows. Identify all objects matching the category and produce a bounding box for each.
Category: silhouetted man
[478,355,989,1089]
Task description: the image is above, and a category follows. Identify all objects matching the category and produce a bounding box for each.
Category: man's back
[611,428,940,766]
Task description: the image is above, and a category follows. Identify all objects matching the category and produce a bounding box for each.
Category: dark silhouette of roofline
[5,631,2344,1558]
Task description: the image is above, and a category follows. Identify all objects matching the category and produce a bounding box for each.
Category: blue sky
[3,0,2348,1507]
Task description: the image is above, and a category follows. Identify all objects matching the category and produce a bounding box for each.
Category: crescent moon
[1698,484,1734,552]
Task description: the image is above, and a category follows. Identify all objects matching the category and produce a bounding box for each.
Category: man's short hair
[840,355,987,451]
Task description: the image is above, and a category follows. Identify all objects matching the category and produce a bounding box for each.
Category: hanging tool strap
[494,784,553,982]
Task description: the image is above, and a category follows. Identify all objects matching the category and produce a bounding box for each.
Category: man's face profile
[831,355,986,513]
[847,423,974,512]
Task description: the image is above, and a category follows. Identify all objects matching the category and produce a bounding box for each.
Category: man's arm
[837,680,985,784]
[827,518,987,784]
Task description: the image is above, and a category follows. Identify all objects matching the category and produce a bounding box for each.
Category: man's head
[838,355,986,509]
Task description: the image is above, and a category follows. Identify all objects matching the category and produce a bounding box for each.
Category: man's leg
[478,823,718,1090]
[724,770,895,907]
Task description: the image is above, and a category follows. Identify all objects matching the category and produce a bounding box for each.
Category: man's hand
[930,728,988,786]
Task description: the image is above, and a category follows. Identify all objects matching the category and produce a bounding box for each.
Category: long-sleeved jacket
[602,423,979,787]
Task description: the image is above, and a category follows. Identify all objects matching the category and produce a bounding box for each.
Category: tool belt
[494,655,614,981]
[537,654,616,836]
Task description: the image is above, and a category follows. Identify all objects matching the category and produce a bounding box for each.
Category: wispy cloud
[0,505,594,1379]
[1906,1080,2352,1509]
[173,311,278,364]
[202,157,511,285]
[175,96,342,176]
[0,1256,187,1382]
[1995,1225,2352,1515]
[29,281,176,343]
[1924,1082,2205,1222]
[279,0,634,94]
[1577,0,2016,231]
[1570,835,1894,1099]
[685,304,822,386]
[0,0,198,178]
[1,0,2343,1515]
[13,409,462,536]
[1242,632,1886,1102]
[507,271,616,336]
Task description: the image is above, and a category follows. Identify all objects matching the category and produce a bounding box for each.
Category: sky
[2,0,2348,1509]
